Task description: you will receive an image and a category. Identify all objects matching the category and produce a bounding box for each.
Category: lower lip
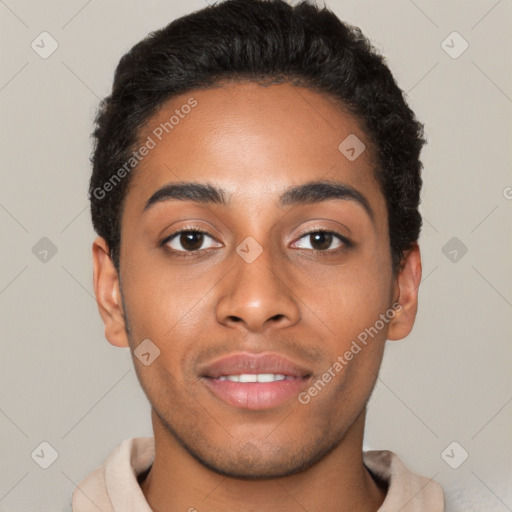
[201,377,310,410]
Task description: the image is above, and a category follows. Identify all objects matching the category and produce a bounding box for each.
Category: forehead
[126,82,385,217]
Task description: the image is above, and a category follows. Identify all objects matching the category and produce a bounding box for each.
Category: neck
[140,408,387,512]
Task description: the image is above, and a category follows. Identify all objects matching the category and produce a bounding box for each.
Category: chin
[186,438,334,480]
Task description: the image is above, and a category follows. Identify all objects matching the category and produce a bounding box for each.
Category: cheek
[298,257,393,334]
[121,251,216,340]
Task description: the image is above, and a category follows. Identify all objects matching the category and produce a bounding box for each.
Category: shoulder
[363,449,444,512]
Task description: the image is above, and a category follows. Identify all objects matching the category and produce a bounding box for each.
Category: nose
[215,248,301,333]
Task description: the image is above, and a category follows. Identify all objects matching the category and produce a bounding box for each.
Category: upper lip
[199,352,312,379]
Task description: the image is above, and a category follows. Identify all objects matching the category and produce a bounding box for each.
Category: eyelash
[161,228,353,258]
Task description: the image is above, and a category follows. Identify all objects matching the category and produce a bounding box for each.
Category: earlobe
[387,243,422,341]
[92,237,130,348]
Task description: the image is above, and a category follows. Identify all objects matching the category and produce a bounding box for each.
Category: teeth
[217,373,288,383]
[256,373,285,383]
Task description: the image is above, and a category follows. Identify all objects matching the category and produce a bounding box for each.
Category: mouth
[199,352,312,410]
[213,373,296,382]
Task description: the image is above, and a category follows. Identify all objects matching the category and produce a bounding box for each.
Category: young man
[74,0,444,510]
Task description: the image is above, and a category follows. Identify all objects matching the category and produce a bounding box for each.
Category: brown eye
[309,232,333,251]
[164,230,221,252]
[293,230,347,252]
[179,232,205,251]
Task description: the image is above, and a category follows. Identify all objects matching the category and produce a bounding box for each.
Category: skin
[93,82,421,512]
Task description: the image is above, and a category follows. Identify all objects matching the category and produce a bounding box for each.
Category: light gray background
[1,0,511,511]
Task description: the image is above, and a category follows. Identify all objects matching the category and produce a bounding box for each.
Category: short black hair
[89,0,425,273]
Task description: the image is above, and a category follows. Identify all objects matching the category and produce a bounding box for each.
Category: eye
[292,230,349,252]
[163,230,222,252]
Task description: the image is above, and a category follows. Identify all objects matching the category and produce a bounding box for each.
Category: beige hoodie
[72,437,444,511]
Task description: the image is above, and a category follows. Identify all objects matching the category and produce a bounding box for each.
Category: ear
[387,243,422,341]
[92,236,129,348]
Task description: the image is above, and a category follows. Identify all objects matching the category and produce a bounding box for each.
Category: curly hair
[89,0,425,273]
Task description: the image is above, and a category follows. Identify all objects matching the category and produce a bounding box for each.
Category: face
[93,82,421,479]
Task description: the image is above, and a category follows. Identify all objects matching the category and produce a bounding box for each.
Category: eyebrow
[143,179,374,220]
